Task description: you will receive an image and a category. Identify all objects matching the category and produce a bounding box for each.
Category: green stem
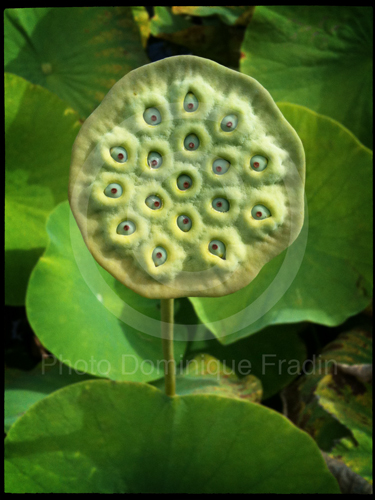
[161,298,176,397]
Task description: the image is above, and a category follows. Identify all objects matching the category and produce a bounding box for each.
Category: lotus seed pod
[69,55,305,299]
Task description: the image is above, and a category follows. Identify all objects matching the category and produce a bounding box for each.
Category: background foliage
[4,6,373,494]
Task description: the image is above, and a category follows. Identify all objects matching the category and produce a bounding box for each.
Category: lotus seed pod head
[69,55,305,299]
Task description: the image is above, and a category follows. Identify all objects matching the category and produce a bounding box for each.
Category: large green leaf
[151,6,192,35]
[282,328,372,451]
[316,366,372,483]
[152,353,263,402]
[187,324,307,400]
[5,73,81,305]
[190,104,373,344]
[26,201,187,383]
[240,6,373,149]
[4,380,340,493]
[5,360,96,433]
[150,7,245,69]
[4,7,148,118]
[131,7,150,48]
[172,6,255,26]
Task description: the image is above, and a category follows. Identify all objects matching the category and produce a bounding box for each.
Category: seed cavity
[143,107,162,126]
[209,240,226,259]
[177,174,192,191]
[145,195,162,210]
[147,151,163,169]
[117,220,136,235]
[110,147,127,163]
[250,155,268,172]
[212,198,229,212]
[184,134,199,151]
[177,215,192,232]
[104,183,123,198]
[251,205,271,220]
[221,114,238,132]
[213,158,230,175]
[152,246,167,266]
[184,92,199,112]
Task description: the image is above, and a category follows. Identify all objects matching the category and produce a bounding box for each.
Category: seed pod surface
[69,56,305,299]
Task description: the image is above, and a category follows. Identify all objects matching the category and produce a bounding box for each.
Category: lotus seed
[145,195,162,210]
[143,107,162,125]
[221,114,238,132]
[177,215,192,232]
[252,205,271,220]
[209,240,226,259]
[117,220,136,235]
[184,92,199,112]
[152,246,167,266]
[104,183,123,198]
[250,155,268,172]
[212,198,229,212]
[184,134,199,151]
[110,147,127,163]
[213,158,230,175]
[147,152,163,169]
[177,174,192,191]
